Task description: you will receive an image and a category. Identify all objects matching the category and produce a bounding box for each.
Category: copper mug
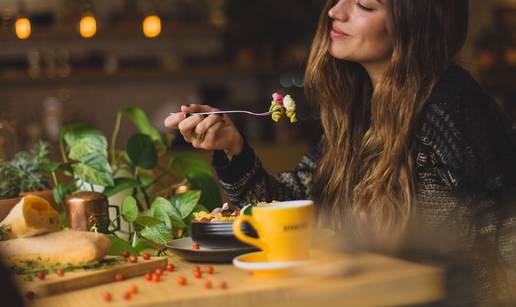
[64,191,120,233]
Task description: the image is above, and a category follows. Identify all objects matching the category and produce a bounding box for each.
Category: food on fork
[269,93,297,123]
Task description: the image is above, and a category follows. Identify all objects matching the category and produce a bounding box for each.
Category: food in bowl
[191,202,271,249]
[193,203,241,222]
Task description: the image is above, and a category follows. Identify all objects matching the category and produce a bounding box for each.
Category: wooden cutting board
[15,256,167,297]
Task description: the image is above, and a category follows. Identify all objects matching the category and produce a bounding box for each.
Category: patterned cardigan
[212,66,516,305]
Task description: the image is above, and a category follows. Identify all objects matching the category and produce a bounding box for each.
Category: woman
[165,0,516,304]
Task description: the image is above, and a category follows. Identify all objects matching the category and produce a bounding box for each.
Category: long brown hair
[306,0,469,243]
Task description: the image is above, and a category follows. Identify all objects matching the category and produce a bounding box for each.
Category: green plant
[12,141,51,192]
[49,106,223,253]
[0,224,9,240]
[0,160,21,199]
[105,106,221,211]
[106,190,206,255]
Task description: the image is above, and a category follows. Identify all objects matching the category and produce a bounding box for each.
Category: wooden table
[28,251,444,307]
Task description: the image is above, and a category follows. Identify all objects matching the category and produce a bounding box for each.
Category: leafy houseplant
[12,142,52,193]
[0,161,21,200]
[110,190,206,255]
[0,142,56,222]
[50,106,222,254]
[0,142,52,199]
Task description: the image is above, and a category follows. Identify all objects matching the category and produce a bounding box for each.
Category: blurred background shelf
[0,0,515,174]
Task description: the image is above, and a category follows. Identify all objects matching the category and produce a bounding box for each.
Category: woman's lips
[330,28,350,39]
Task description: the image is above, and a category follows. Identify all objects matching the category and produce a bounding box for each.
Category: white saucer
[233,251,313,276]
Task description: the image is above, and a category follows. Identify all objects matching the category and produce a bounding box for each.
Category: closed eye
[356,1,375,12]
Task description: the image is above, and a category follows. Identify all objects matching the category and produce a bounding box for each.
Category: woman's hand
[164,104,244,159]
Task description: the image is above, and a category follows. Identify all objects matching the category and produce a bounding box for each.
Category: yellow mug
[232,200,315,261]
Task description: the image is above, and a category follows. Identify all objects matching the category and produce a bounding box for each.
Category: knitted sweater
[212,66,516,305]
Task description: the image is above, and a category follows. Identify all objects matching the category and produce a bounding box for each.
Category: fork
[170,110,274,117]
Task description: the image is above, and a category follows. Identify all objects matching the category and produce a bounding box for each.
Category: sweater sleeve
[212,139,321,207]
[413,70,516,303]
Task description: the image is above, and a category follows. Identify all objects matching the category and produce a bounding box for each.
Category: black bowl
[191,221,258,249]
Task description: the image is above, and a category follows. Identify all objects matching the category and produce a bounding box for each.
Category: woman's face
[328,0,393,65]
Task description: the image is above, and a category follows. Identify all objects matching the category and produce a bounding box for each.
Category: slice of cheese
[0,195,60,239]
[0,231,112,265]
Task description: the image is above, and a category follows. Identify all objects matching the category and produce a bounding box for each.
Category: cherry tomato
[145,272,152,281]
[123,291,132,300]
[166,264,175,272]
[122,251,130,258]
[152,273,161,282]
[220,280,228,289]
[36,271,46,280]
[192,242,200,250]
[25,291,36,300]
[129,285,139,294]
[115,273,124,282]
[129,255,138,263]
[103,292,112,302]
[155,268,163,276]
[204,281,213,289]
[56,268,65,277]
[192,265,200,272]
[178,276,187,286]
[194,270,202,279]
[142,252,151,260]
[206,266,214,274]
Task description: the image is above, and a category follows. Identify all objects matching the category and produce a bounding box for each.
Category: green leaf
[62,124,114,187]
[107,234,138,256]
[69,135,108,162]
[73,163,114,187]
[169,151,213,177]
[193,203,208,213]
[127,134,157,169]
[52,184,74,205]
[140,223,172,245]
[61,124,104,148]
[153,206,172,229]
[104,178,139,197]
[170,190,201,219]
[134,216,161,227]
[137,169,155,187]
[41,162,60,172]
[131,232,151,254]
[59,163,74,176]
[151,197,186,228]
[119,107,164,146]
[131,232,139,247]
[186,173,222,211]
[59,211,68,228]
[121,196,138,223]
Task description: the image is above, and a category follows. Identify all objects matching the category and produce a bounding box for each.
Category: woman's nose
[328,0,350,21]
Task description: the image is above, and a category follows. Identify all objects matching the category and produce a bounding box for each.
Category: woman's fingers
[195,114,225,135]
[178,114,204,142]
[192,121,225,149]
[204,121,226,146]
[181,104,219,114]
[164,104,219,129]
[166,103,230,148]
[163,112,186,129]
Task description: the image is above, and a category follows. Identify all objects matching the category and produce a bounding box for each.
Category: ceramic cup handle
[232,215,268,252]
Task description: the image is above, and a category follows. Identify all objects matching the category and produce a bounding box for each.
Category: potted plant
[13,141,57,209]
[49,106,222,255]
[0,142,56,220]
[0,161,22,220]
